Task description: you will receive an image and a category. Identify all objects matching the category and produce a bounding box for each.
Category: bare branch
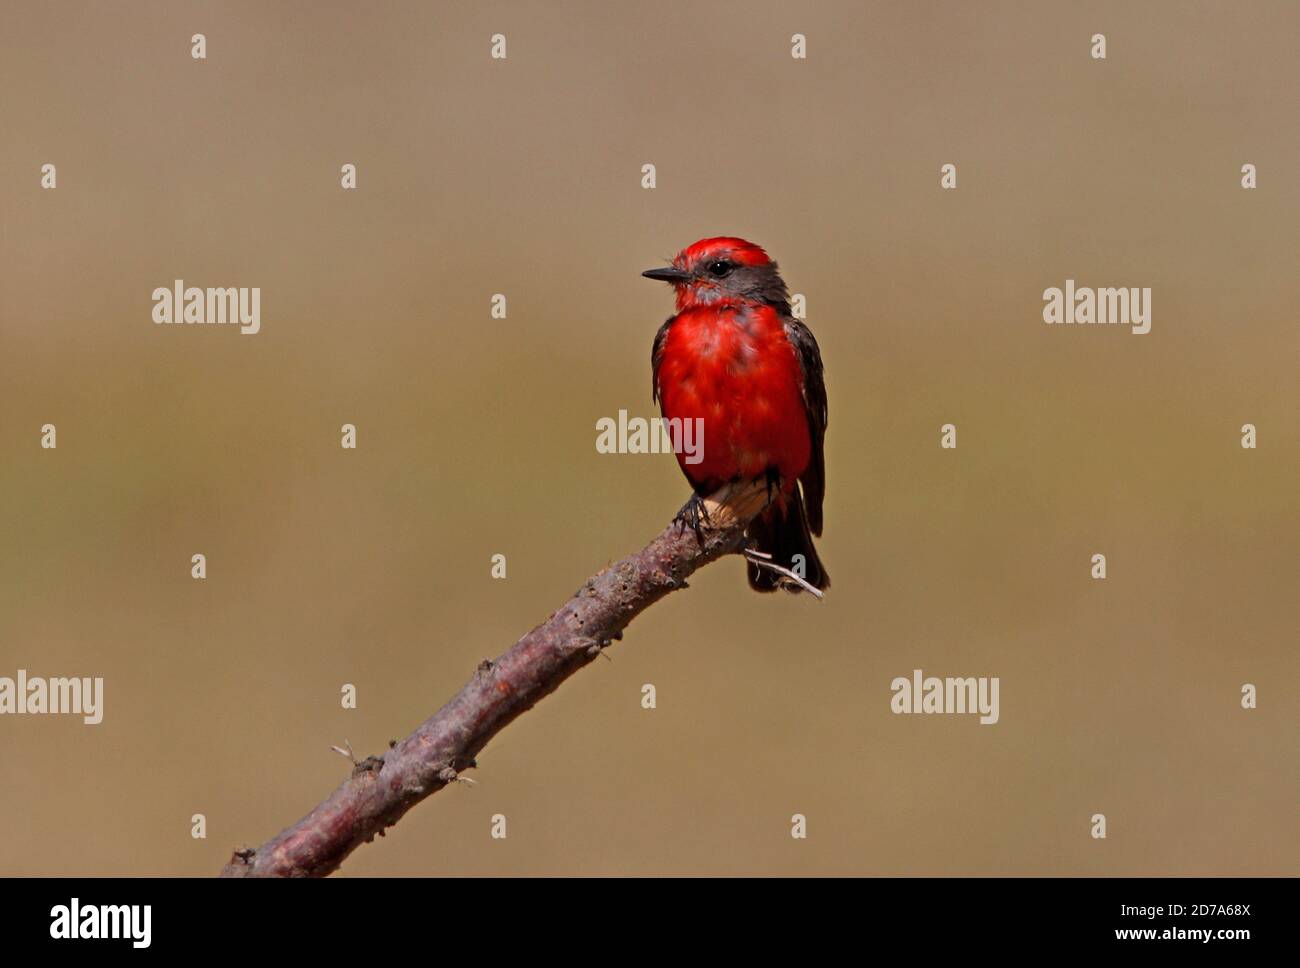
[219,479,773,878]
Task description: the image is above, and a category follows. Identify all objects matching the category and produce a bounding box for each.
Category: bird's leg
[673,491,712,543]
[761,466,782,509]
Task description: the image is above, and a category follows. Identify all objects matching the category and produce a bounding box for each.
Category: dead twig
[220,479,774,878]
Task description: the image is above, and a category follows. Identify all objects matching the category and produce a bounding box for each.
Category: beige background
[1,1,1296,876]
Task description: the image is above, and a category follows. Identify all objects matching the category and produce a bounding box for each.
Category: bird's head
[643,237,789,312]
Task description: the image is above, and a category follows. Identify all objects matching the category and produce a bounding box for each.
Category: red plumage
[654,302,812,489]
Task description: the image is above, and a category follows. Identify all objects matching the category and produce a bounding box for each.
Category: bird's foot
[673,492,712,543]
[744,468,786,517]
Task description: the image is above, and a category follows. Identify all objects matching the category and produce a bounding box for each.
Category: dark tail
[746,487,830,594]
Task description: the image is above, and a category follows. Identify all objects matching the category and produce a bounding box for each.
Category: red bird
[644,237,829,593]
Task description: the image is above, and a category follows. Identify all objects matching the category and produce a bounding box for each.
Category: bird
[644,237,829,593]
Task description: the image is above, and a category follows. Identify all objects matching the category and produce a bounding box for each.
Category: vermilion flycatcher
[644,237,829,593]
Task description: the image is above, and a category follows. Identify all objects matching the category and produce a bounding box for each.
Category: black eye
[707,260,733,278]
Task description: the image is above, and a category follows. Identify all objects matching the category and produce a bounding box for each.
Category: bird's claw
[673,492,712,543]
[762,467,781,505]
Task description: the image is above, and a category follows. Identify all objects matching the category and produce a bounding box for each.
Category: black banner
[3,876,1285,954]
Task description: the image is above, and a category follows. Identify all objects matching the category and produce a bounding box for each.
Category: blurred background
[0,0,1296,876]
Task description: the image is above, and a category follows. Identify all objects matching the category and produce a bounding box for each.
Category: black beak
[642,266,690,283]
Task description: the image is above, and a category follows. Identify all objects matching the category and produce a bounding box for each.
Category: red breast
[656,302,811,490]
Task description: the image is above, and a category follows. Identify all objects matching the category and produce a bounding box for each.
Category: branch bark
[219,479,772,877]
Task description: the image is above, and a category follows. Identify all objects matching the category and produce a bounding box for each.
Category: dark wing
[650,315,676,404]
[783,316,828,535]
